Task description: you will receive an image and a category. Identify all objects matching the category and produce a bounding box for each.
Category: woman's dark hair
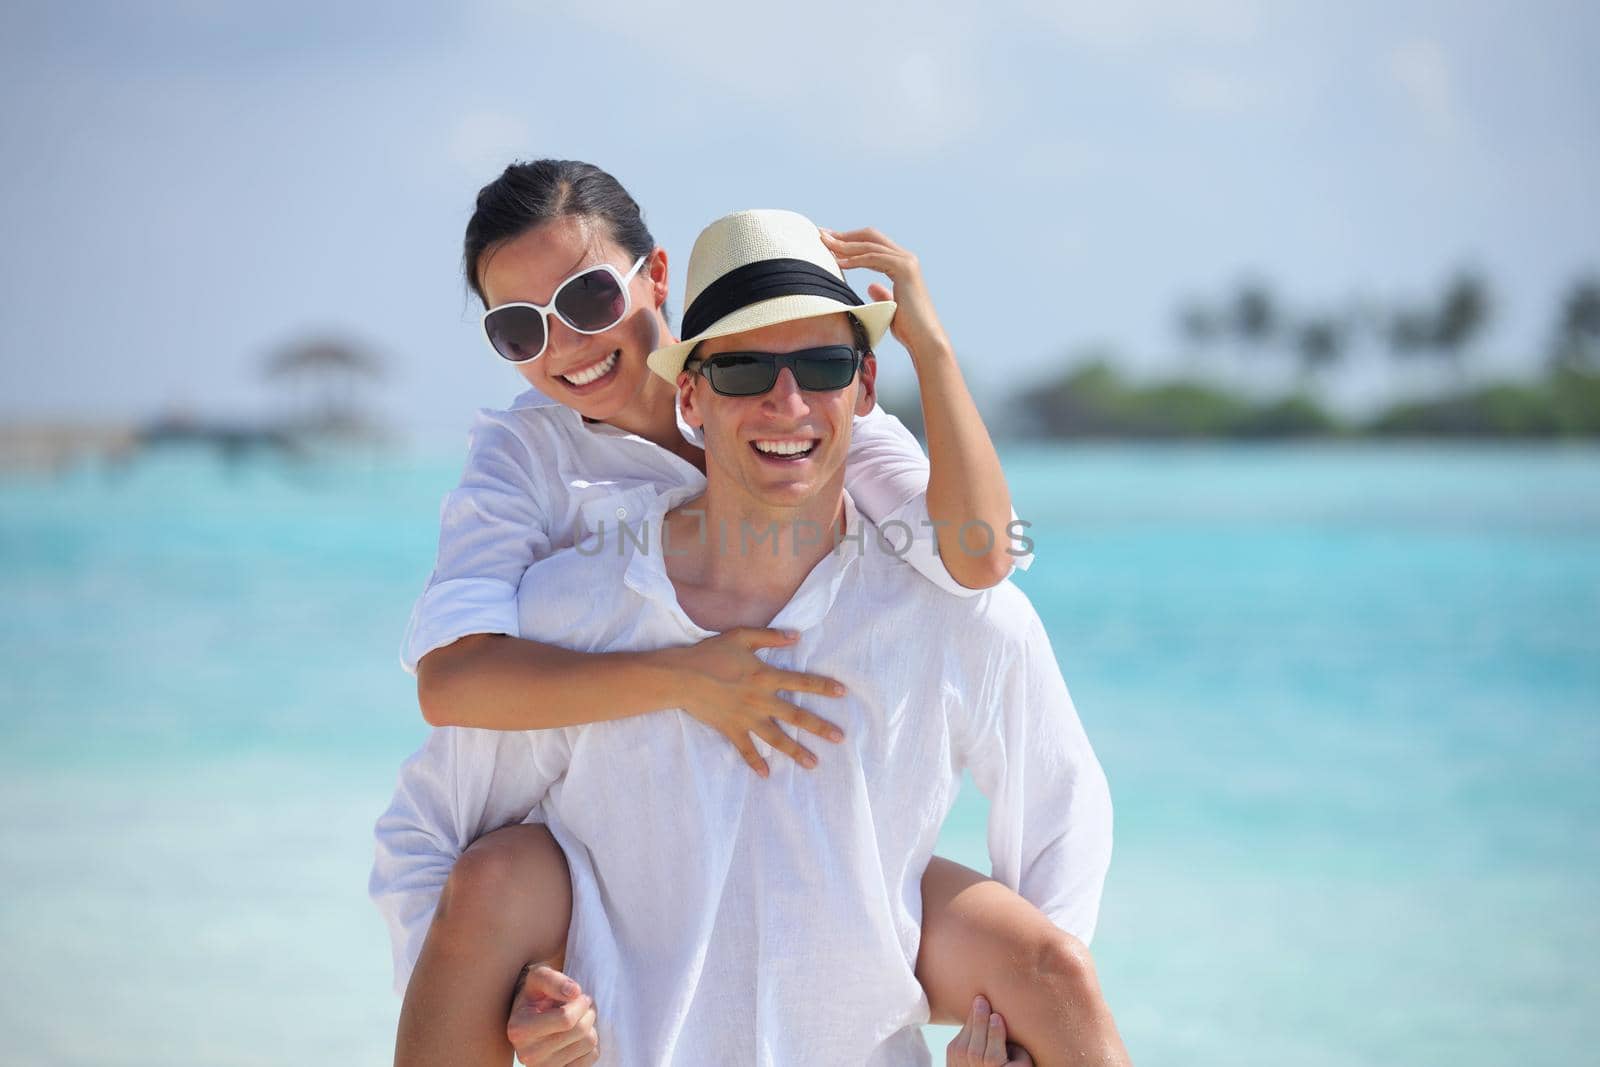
[463,159,658,308]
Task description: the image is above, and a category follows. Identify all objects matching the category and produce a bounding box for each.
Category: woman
[385,160,1129,1066]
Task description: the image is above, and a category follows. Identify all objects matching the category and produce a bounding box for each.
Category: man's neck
[662,478,847,633]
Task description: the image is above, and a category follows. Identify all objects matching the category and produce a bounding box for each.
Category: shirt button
[615,506,628,519]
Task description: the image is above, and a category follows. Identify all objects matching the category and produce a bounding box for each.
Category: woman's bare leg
[916,856,1132,1067]
[394,823,573,1067]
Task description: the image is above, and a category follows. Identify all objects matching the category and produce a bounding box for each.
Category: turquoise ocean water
[1,443,1596,1065]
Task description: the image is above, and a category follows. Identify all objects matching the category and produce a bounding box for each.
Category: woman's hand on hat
[820,226,952,363]
[664,627,849,777]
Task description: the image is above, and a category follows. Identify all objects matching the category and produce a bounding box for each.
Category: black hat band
[681,258,864,340]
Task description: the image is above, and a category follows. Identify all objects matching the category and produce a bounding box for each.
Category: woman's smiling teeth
[752,438,817,459]
[562,350,619,387]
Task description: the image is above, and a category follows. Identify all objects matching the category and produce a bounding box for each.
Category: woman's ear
[649,246,670,309]
[854,353,878,416]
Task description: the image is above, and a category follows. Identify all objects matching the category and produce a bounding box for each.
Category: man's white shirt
[371,486,1109,1066]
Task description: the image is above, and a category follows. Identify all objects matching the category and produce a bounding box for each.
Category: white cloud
[1388,38,1458,141]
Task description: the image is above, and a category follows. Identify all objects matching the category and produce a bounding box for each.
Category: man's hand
[820,226,953,362]
[505,963,599,1067]
[947,995,1034,1067]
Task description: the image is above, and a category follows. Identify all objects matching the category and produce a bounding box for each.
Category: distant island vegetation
[892,273,1600,439]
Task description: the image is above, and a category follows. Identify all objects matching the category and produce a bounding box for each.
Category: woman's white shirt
[400,388,1031,673]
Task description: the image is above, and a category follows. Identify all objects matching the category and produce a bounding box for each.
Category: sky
[1,0,1596,440]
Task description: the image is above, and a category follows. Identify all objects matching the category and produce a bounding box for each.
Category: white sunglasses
[480,256,647,363]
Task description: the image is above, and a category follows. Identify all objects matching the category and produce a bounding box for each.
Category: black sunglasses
[687,345,863,397]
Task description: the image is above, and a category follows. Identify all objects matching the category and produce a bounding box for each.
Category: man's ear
[677,368,704,429]
[854,353,878,417]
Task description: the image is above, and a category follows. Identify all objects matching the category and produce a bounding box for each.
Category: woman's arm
[822,227,1017,590]
[418,629,848,777]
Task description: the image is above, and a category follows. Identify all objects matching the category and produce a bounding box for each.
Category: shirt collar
[508,385,556,411]
[623,487,865,637]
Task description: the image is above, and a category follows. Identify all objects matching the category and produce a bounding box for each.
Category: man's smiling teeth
[753,439,816,456]
[562,350,618,386]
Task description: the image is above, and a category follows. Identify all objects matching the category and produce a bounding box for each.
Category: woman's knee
[1026,926,1098,999]
[434,824,572,954]
[964,910,1100,1007]
[917,859,1101,1017]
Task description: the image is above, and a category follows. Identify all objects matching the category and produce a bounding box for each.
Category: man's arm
[369,726,562,994]
[960,610,1113,942]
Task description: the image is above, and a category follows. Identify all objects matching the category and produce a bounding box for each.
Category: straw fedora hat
[646,209,896,382]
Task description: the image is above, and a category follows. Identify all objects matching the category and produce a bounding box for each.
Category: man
[371,210,1116,1064]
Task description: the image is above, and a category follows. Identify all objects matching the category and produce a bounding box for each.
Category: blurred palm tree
[1550,277,1600,372]
[1291,316,1349,384]
[1386,309,1434,358]
[1230,282,1278,364]
[1176,301,1221,369]
[1385,271,1492,383]
[1434,271,1492,376]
